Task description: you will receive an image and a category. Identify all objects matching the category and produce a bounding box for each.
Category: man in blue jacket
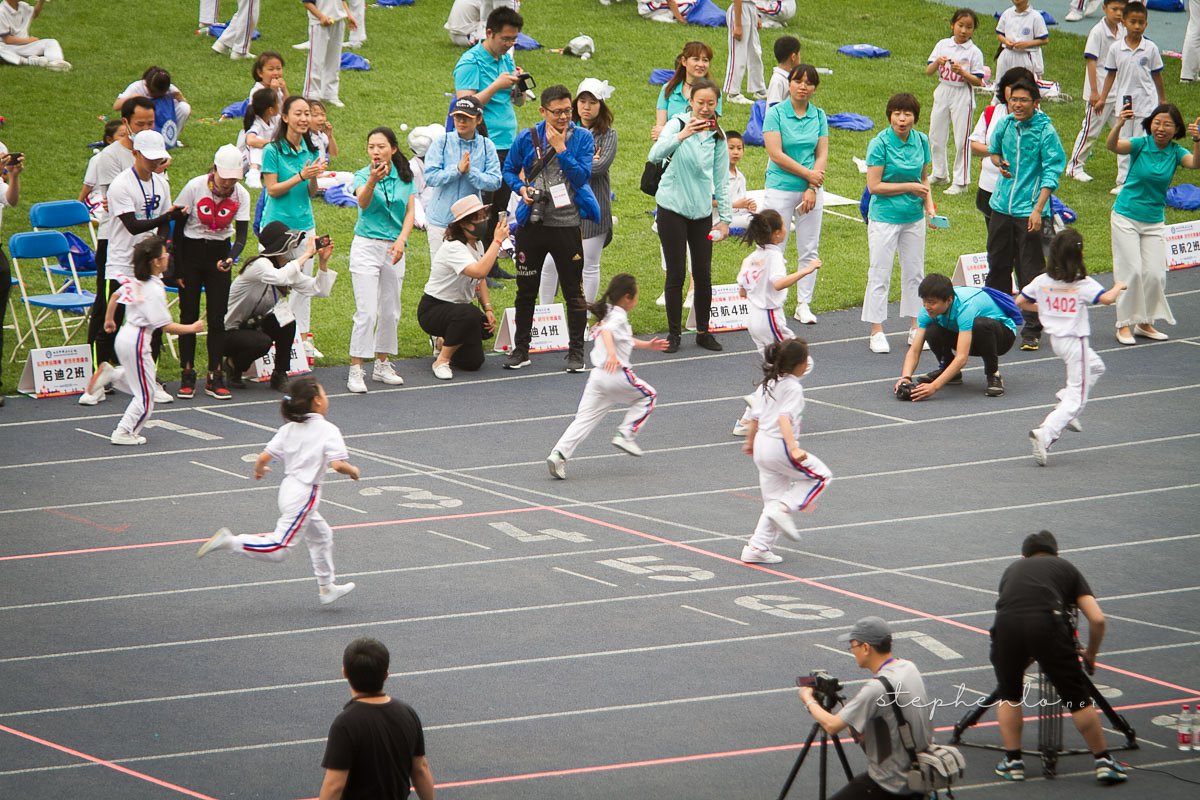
[986,78,1066,351]
[502,84,600,373]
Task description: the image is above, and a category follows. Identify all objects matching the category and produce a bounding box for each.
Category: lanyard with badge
[131,167,160,219]
[528,126,572,209]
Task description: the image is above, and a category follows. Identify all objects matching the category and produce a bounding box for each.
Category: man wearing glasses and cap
[798,616,932,800]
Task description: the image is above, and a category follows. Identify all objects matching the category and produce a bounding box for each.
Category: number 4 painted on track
[597,555,715,583]
[488,521,591,543]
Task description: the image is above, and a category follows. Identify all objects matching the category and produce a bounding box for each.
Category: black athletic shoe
[565,349,585,373]
[503,349,531,369]
[695,332,723,351]
[916,368,962,386]
[224,357,246,389]
[205,371,232,400]
[985,373,1005,397]
[489,265,516,280]
[269,372,288,392]
[1020,336,1040,351]
[665,335,681,354]
[177,368,197,399]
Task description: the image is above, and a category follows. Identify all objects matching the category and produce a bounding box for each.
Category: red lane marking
[0,722,218,800]
[0,506,548,562]
[44,509,131,534]
[548,507,1200,696]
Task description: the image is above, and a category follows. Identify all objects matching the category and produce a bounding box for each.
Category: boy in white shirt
[767,36,801,106]
[1095,1,1165,190]
[995,0,1049,80]
[0,0,69,70]
[302,0,357,108]
[726,131,756,230]
[1066,0,1126,182]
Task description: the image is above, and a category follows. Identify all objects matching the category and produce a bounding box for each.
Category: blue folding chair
[8,231,94,357]
[30,200,99,299]
[30,199,97,246]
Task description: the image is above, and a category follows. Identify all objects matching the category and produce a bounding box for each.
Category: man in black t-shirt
[319,638,436,800]
[989,531,1126,785]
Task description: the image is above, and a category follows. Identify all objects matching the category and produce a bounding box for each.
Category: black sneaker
[269,372,289,392]
[503,349,531,369]
[916,368,963,386]
[223,357,246,389]
[177,368,197,399]
[565,348,585,373]
[695,332,723,351]
[665,335,681,354]
[985,373,1005,397]
[489,264,516,280]
[1020,336,1040,351]
[205,371,232,400]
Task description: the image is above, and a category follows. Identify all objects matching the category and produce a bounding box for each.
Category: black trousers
[975,187,992,229]
[657,205,713,337]
[985,211,1048,338]
[176,236,232,372]
[830,772,924,800]
[223,316,295,377]
[925,317,1015,378]
[512,222,586,352]
[417,294,491,371]
[0,245,10,388]
[991,613,1093,711]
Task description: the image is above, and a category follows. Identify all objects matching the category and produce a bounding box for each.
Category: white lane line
[1106,613,1200,637]
[194,406,277,433]
[188,461,249,480]
[318,498,367,515]
[552,567,618,587]
[426,529,490,549]
[1104,585,1200,602]
[74,427,111,441]
[805,398,911,423]
[679,605,749,626]
[813,642,854,658]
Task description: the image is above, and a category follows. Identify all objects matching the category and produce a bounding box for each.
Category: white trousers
[862,219,925,323]
[199,0,221,26]
[1040,335,1105,443]
[349,236,403,358]
[230,478,336,585]
[762,187,823,306]
[748,438,831,552]
[2,38,65,63]
[641,9,678,23]
[113,325,156,436]
[1184,0,1200,81]
[552,367,657,459]
[286,228,317,337]
[304,19,343,103]
[1114,116,1137,184]
[929,83,975,186]
[426,225,447,262]
[215,0,259,56]
[540,234,605,304]
[996,47,1041,80]
[746,306,794,356]
[724,3,765,96]
[345,0,366,44]
[1066,99,1116,175]
[1110,211,1175,328]
[1068,0,1104,14]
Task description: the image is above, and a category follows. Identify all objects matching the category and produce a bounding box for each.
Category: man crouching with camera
[799,617,931,799]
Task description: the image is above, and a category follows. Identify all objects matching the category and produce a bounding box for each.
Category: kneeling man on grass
[895,274,1017,400]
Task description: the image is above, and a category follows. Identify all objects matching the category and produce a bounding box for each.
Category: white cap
[407,124,443,158]
[576,78,613,101]
[132,130,169,161]
[213,144,244,179]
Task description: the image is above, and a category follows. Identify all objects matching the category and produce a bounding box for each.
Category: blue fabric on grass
[209,23,261,39]
[837,44,890,58]
[515,32,540,50]
[687,0,728,27]
[1167,184,1200,210]
[828,112,874,131]
[221,99,250,120]
[323,184,358,208]
[376,0,414,6]
[1050,195,1077,223]
[742,100,767,147]
[340,53,371,71]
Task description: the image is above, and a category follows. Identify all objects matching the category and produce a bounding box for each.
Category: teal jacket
[987,110,1065,218]
[648,114,732,223]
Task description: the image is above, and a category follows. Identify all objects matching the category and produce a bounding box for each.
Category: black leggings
[656,205,713,337]
[924,317,1015,378]
[223,317,295,377]
[417,294,491,371]
[176,236,232,372]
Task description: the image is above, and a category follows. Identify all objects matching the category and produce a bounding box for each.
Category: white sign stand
[686,283,750,333]
[247,334,310,382]
[18,345,93,398]
[952,252,990,288]
[1164,220,1200,271]
[494,302,571,353]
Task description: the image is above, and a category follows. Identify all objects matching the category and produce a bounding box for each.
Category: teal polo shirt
[352,165,413,241]
[1113,136,1189,224]
[656,82,724,119]
[866,127,931,225]
[454,44,517,150]
[763,101,828,192]
[918,287,1017,333]
[261,139,318,231]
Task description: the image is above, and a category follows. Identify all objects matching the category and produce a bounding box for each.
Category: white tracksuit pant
[285,229,317,338]
[746,306,793,356]
[1184,0,1200,81]
[5,38,65,64]
[762,187,823,308]
[552,367,656,459]
[1114,116,1140,185]
[929,83,975,187]
[1066,98,1116,176]
[348,235,403,359]
[1039,335,1104,444]
[229,478,336,586]
[112,325,157,437]
[862,219,925,324]
[540,234,605,305]
[304,19,344,103]
[724,3,765,97]
[748,438,831,552]
[198,0,221,26]
[214,0,259,57]
[345,0,366,45]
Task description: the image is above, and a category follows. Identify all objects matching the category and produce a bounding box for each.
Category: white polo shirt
[105,167,172,280]
[1020,274,1106,338]
[737,243,787,311]
[1083,20,1124,98]
[1103,36,1164,118]
[118,275,173,330]
[748,373,805,440]
[996,7,1049,75]
[264,414,349,487]
[927,37,985,87]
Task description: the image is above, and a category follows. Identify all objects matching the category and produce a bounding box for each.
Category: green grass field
[3,0,1197,390]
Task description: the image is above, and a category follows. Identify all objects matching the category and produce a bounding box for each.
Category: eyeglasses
[848,641,865,652]
[543,107,573,118]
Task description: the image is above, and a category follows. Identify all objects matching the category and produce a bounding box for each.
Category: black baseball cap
[451,96,484,118]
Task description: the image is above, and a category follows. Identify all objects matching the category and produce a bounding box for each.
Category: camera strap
[523,124,560,186]
[876,676,921,765]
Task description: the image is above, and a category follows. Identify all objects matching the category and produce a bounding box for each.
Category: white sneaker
[344,40,365,50]
[211,40,230,55]
[24,55,48,67]
[326,99,346,109]
[655,292,667,307]
[1110,186,1122,196]
[319,582,356,605]
[153,385,174,404]
[230,51,255,61]
[110,430,146,446]
[432,361,453,380]
[794,303,817,324]
[197,527,234,558]
[79,362,115,405]
[906,328,930,351]
[245,169,262,189]
[727,93,755,105]
[732,419,750,436]
[760,18,784,29]
[46,60,72,72]
[1064,10,1084,22]
[1069,169,1093,183]
[741,545,783,564]
[304,338,324,360]
[1029,428,1049,466]
[1067,418,1083,433]
[869,331,890,354]
[292,40,311,50]
[78,389,105,406]
[547,450,567,479]
[372,360,404,385]
[943,184,966,196]
[612,432,643,456]
[765,502,800,541]
[347,365,367,394]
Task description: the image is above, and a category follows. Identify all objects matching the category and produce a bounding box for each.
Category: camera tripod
[949,669,1137,777]
[777,692,856,800]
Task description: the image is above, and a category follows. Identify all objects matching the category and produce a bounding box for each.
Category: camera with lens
[894,381,915,402]
[525,186,544,205]
[516,71,537,100]
[796,670,844,706]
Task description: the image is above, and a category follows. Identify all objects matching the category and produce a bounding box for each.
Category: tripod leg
[776,722,822,800]
[830,733,857,782]
[1085,674,1138,749]
[819,729,829,800]
[950,689,1000,744]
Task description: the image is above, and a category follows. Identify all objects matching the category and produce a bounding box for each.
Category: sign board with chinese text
[952,252,990,288]
[246,334,310,382]
[18,345,93,398]
[494,303,570,353]
[1165,220,1200,271]
[686,284,749,333]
